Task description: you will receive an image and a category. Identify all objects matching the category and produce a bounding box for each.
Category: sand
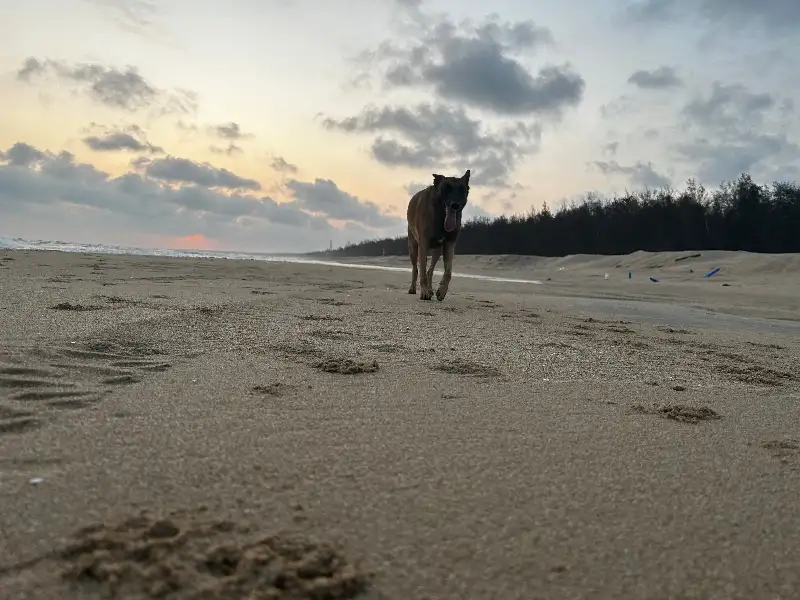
[0,248,799,599]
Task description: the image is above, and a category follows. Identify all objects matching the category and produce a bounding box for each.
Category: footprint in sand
[0,338,176,431]
[760,440,800,463]
[0,404,42,435]
[37,510,372,599]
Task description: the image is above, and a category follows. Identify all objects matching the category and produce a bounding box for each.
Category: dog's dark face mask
[433,169,470,233]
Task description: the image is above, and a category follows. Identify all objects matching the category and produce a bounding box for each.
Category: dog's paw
[435,287,447,301]
[420,288,433,301]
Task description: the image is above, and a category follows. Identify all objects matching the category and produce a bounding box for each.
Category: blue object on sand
[704,267,721,278]
[649,277,659,282]
[628,271,632,279]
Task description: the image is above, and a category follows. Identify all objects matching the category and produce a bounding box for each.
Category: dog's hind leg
[408,237,419,295]
[436,241,455,301]
[427,246,441,289]
[417,241,432,300]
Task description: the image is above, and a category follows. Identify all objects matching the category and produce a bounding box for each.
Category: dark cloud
[681,82,777,129]
[322,103,540,186]
[627,66,683,89]
[286,178,402,228]
[593,160,672,189]
[603,141,619,156]
[1,143,108,185]
[626,0,800,33]
[271,157,298,174]
[82,124,163,154]
[675,80,798,183]
[209,144,243,156]
[132,157,261,191]
[335,8,581,188]
[356,12,584,117]
[84,132,161,153]
[209,122,252,141]
[677,133,798,184]
[176,121,254,149]
[0,142,399,252]
[1,142,48,167]
[16,57,197,115]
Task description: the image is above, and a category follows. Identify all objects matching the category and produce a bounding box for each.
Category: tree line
[308,174,800,257]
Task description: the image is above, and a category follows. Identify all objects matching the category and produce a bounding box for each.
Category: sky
[1,0,798,253]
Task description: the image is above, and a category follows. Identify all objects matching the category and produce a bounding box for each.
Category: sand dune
[0,248,799,599]
[330,249,800,278]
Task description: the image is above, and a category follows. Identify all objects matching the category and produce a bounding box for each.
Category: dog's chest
[428,229,457,248]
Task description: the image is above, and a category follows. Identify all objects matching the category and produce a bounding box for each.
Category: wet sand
[1,248,799,599]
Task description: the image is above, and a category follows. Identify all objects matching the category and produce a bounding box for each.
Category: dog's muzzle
[444,203,463,233]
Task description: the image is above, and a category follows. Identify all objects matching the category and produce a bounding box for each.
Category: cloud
[131,156,261,191]
[209,144,243,156]
[271,157,298,174]
[403,182,428,196]
[0,142,397,252]
[603,141,619,156]
[175,121,253,154]
[286,178,402,228]
[208,122,252,141]
[82,123,163,154]
[681,82,778,129]
[600,95,635,119]
[675,80,798,183]
[627,66,683,89]
[463,202,495,221]
[626,0,800,34]
[677,133,798,184]
[16,58,197,115]
[355,12,584,117]
[84,0,159,36]
[333,8,583,189]
[593,160,672,189]
[322,103,541,186]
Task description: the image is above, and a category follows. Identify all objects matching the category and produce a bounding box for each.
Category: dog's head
[432,169,470,233]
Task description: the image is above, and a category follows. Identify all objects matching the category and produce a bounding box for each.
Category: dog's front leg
[417,241,433,300]
[408,236,419,295]
[436,241,455,301]
[427,246,441,289]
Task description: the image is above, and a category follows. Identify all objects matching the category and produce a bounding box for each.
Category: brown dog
[406,169,470,301]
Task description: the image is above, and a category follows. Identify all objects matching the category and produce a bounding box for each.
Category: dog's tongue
[444,208,457,232]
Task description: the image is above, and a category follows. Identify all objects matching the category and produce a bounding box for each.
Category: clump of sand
[313,358,379,374]
[57,510,371,599]
[632,403,721,424]
[434,358,500,377]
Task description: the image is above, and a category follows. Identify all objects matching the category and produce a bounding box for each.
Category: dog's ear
[461,169,470,181]
[432,174,445,187]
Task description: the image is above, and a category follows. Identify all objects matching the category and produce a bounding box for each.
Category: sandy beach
[1,247,799,600]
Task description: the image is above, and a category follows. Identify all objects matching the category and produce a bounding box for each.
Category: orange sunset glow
[167,234,219,251]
